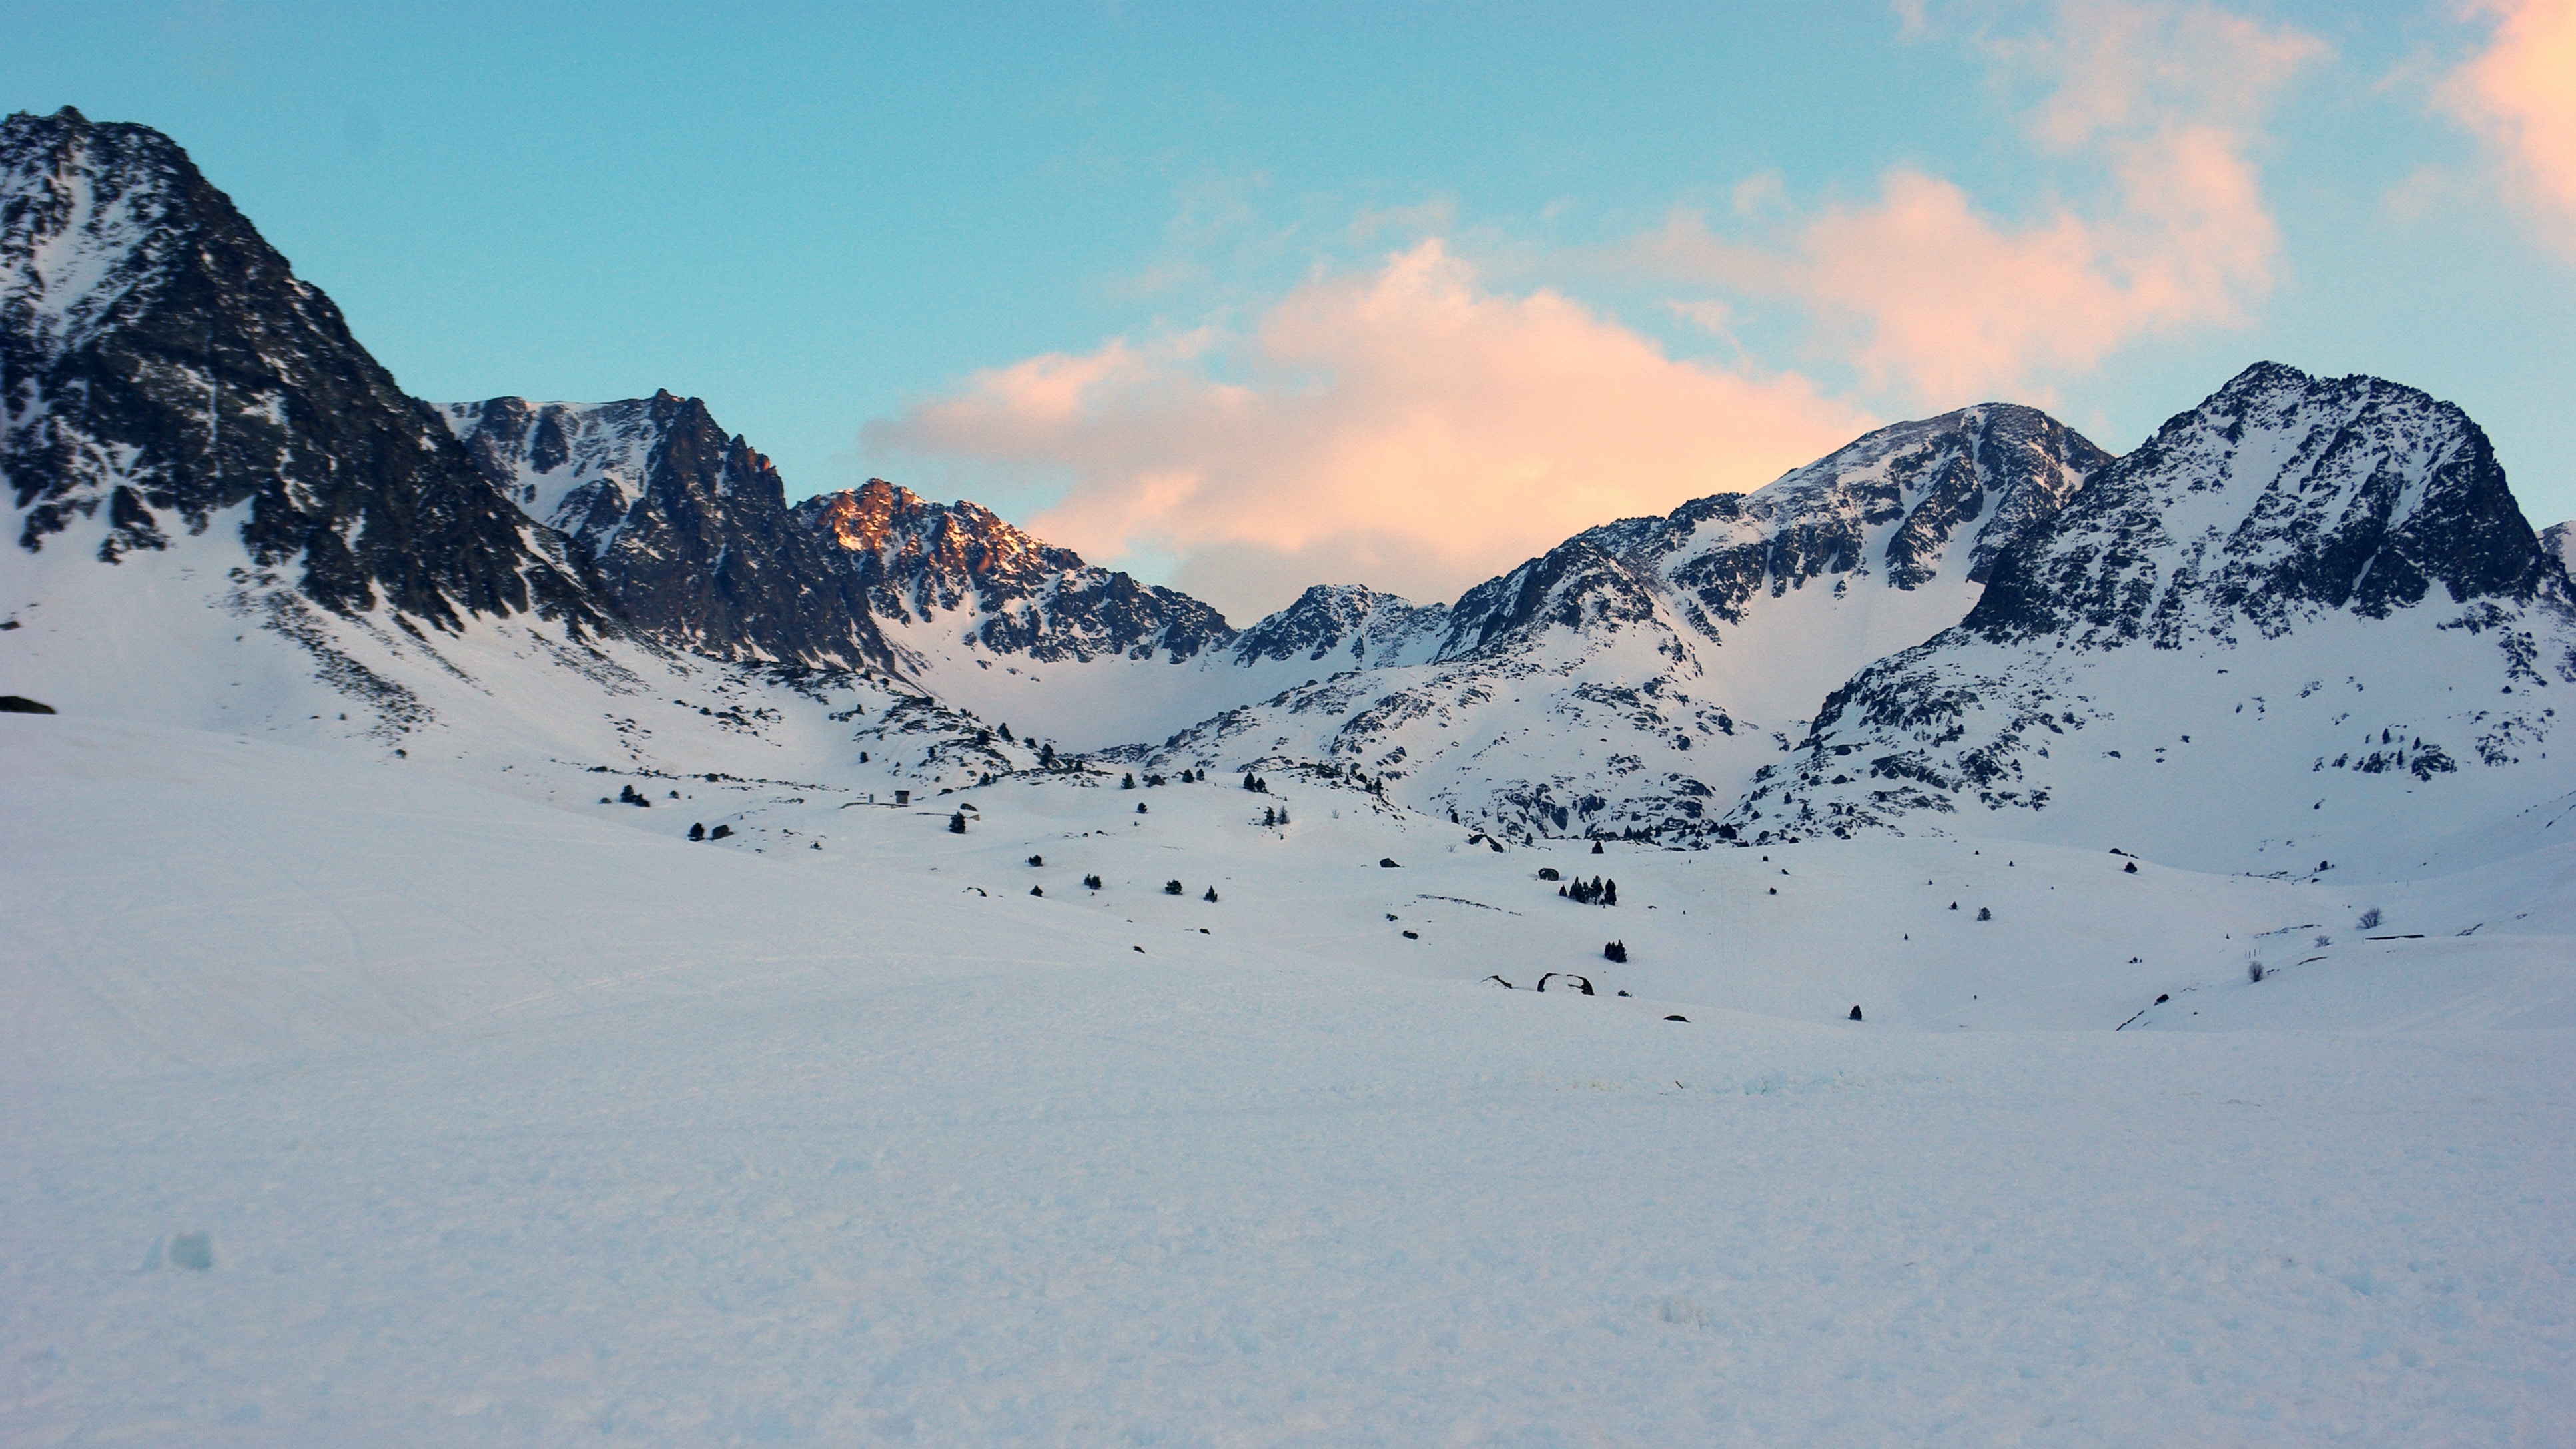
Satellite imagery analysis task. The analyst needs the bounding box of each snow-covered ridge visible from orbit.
[1731,363,2576,874]
[791,477,1232,668]
[1120,403,2113,843]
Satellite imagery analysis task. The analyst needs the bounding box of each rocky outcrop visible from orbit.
[444,394,892,669]
[3,108,603,631]
[793,478,1231,666]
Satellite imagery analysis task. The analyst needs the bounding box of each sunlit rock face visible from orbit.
[443,392,893,670]
[1735,363,2576,874]
[792,479,1231,666]
[3,107,604,631]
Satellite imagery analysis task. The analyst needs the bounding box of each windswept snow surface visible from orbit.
[5,716,2573,1446]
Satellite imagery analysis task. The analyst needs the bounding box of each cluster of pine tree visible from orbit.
[1259,805,1290,827]
[1242,772,1270,793]
[1560,875,1618,906]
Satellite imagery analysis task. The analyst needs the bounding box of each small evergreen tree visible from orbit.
[949,812,968,834]
[1084,874,1103,889]
[999,724,1014,742]
[1976,906,1992,921]
[1203,887,1219,903]
[1164,879,1184,895]
[1591,840,1605,855]
[688,822,705,841]
[1122,773,1136,789]
[1030,885,1044,897]
[1603,879,1618,907]
[1137,802,1148,814]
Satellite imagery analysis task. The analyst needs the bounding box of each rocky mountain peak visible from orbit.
[5,110,602,628]
[795,478,1077,588]
[443,394,892,670]
[1226,583,1448,668]
[1965,362,2555,650]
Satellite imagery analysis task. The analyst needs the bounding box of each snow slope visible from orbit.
[5,715,2571,1446]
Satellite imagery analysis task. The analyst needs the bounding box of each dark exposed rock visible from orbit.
[3,109,606,633]
[0,693,54,712]
[444,395,891,669]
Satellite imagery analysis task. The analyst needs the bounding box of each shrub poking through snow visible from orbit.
[1029,885,1044,897]
[1028,854,1045,867]
[1083,874,1103,889]
[1164,879,1184,895]
[1602,941,1627,963]
[1203,887,1219,903]
[949,812,967,834]
[1565,876,1619,906]
[1537,867,1560,881]
[1136,802,1148,814]
[2248,957,2266,983]
[1977,907,1992,921]
[688,823,705,841]
[2359,907,2383,930]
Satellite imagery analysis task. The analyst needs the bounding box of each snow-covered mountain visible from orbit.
[0,108,1037,790]
[1730,363,2576,875]
[792,476,1286,743]
[1,107,605,634]
[1118,404,2108,841]
[14,106,2576,892]
[442,394,893,670]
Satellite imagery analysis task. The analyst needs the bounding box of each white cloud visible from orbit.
[865,242,1873,620]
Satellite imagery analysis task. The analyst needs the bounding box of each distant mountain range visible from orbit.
[8,106,2573,874]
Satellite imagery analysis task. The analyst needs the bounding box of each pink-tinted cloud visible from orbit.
[1632,1,2322,405]
[865,242,1873,620]
[2443,0,2576,251]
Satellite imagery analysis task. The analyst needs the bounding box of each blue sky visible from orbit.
[9,1,2572,616]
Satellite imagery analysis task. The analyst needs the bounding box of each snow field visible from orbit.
[5,718,2573,1445]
